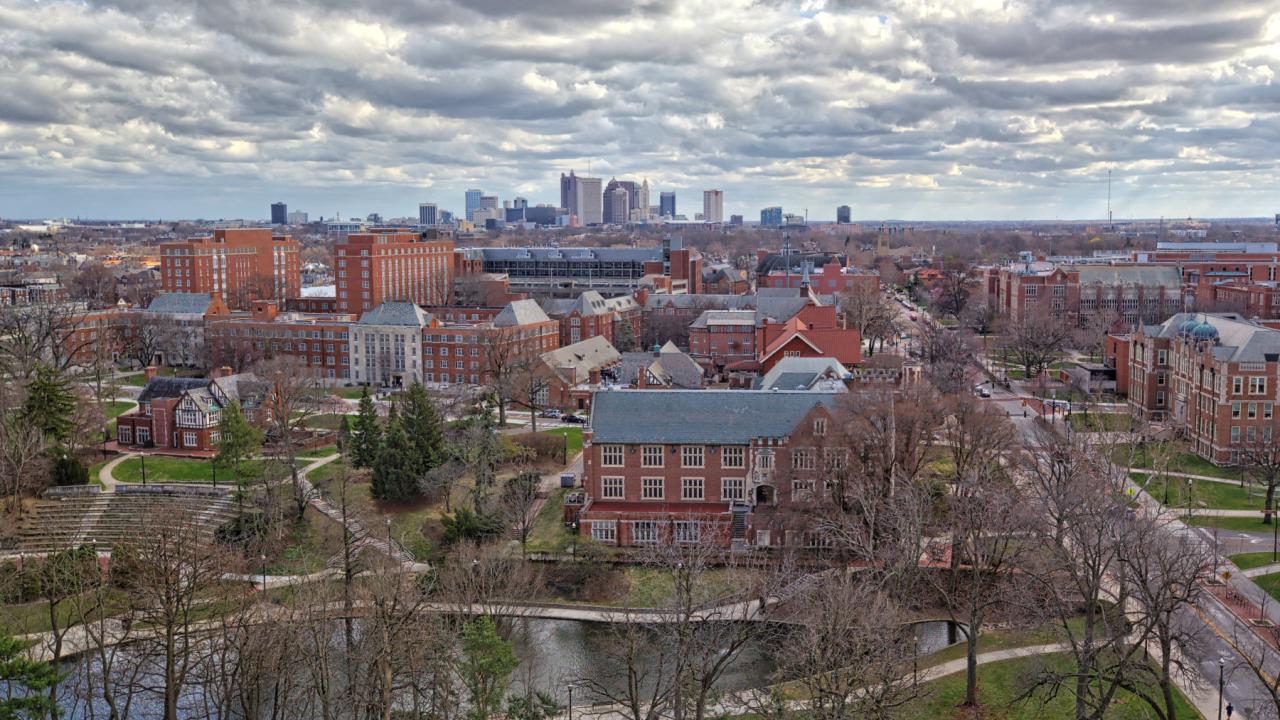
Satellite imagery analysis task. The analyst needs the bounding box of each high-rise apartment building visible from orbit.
[703,190,724,224]
[419,203,438,226]
[271,202,288,225]
[332,229,455,317]
[465,189,483,219]
[635,180,651,221]
[160,229,301,309]
[660,192,676,218]
[287,211,308,225]
[836,205,852,224]
[760,206,783,227]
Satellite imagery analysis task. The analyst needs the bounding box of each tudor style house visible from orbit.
[574,389,839,549]
[116,368,268,452]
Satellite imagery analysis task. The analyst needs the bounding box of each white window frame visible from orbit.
[681,445,704,469]
[590,521,617,544]
[601,445,624,467]
[601,476,624,499]
[674,521,699,544]
[681,477,704,501]
[642,477,664,500]
[183,432,198,448]
[633,521,658,544]
[721,446,745,469]
[642,445,664,468]
[722,477,745,502]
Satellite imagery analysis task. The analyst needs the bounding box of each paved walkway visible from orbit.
[96,452,135,492]
[1243,563,1280,578]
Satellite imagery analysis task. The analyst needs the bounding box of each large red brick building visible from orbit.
[987,261,1184,326]
[334,229,454,317]
[160,229,300,309]
[206,301,354,382]
[1124,312,1280,464]
[117,369,269,452]
[576,390,839,548]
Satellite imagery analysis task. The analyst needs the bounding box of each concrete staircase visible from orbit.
[11,489,238,554]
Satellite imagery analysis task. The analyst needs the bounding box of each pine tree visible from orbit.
[0,633,59,718]
[215,400,263,494]
[23,364,76,444]
[402,382,444,477]
[371,406,418,502]
[337,414,353,458]
[351,385,382,469]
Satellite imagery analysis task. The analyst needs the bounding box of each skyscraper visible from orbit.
[703,190,724,224]
[660,192,676,218]
[636,180,651,221]
[419,202,438,226]
[761,206,783,227]
[604,186,630,225]
[565,174,603,225]
[465,189,483,219]
[603,178,638,224]
[837,205,852,224]
[271,202,288,225]
[513,196,528,210]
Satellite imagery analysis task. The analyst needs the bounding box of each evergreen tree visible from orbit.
[337,414,353,458]
[51,450,89,486]
[215,400,263,497]
[23,364,76,444]
[402,382,444,477]
[0,633,59,718]
[371,406,418,502]
[459,616,519,720]
[350,385,382,469]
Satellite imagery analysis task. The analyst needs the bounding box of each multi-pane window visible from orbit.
[813,418,827,436]
[642,477,664,499]
[792,449,816,471]
[682,477,704,500]
[633,521,658,544]
[1234,377,1244,394]
[1250,377,1268,395]
[674,521,700,544]
[590,521,617,543]
[642,445,664,467]
[601,477,624,499]
[722,478,746,502]
[601,445,624,466]
[1232,402,1242,419]
[721,446,745,469]
[824,448,849,470]
[681,445,704,468]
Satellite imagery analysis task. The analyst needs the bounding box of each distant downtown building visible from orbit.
[464,189,483,220]
[837,205,852,224]
[271,202,288,225]
[561,170,603,225]
[761,206,783,228]
[703,190,724,224]
[660,192,677,218]
[419,203,438,226]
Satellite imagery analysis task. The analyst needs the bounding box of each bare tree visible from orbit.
[1238,429,1280,523]
[508,354,553,433]
[0,302,96,379]
[0,383,46,516]
[918,324,975,394]
[1074,308,1124,363]
[255,354,323,518]
[499,471,543,555]
[1005,302,1072,379]
[932,259,979,318]
[941,393,1019,486]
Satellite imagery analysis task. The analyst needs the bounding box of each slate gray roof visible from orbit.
[644,293,812,326]
[144,293,216,315]
[543,291,612,318]
[756,357,851,391]
[1076,265,1182,288]
[137,376,209,403]
[541,336,621,384]
[217,373,268,409]
[357,301,432,326]
[589,390,837,444]
[690,310,756,328]
[1149,312,1280,363]
[493,299,551,327]
[617,343,704,389]
[479,247,662,262]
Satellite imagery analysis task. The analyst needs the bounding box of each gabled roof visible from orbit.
[1148,312,1280,363]
[540,336,621,384]
[144,292,217,315]
[756,357,851,392]
[357,301,432,326]
[137,376,209,403]
[590,390,837,444]
[494,299,551,327]
[690,309,756,329]
[1076,265,1182,288]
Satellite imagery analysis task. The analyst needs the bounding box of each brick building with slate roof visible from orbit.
[575,389,839,548]
[117,367,269,452]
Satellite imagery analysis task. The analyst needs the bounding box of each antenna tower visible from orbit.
[1107,170,1113,230]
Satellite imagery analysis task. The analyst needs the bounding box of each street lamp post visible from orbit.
[1218,658,1225,720]
[260,554,267,596]
[140,451,147,486]
[1186,477,1194,521]
[1273,516,1278,563]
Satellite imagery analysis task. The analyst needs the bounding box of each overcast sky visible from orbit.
[2,0,1279,222]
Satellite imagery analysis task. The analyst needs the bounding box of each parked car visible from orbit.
[978,387,991,398]
[538,409,562,419]
[561,413,588,424]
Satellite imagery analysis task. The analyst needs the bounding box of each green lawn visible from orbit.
[333,386,369,400]
[0,589,130,636]
[525,488,569,553]
[1254,572,1280,604]
[298,445,339,459]
[1122,443,1242,481]
[302,413,348,430]
[1131,472,1261,510]
[894,652,1198,720]
[265,507,344,575]
[1187,515,1279,532]
[113,456,262,484]
[1070,413,1136,432]
[101,400,134,419]
[543,427,584,457]
[1229,552,1280,571]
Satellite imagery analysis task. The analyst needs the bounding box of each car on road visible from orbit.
[561,413,588,424]
[538,409,562,419]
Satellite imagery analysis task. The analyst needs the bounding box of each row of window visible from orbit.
[600,444,739,469]
[590,520,700,544]
[599,476,746,502]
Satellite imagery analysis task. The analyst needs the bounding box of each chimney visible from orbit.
[212,366,233,379]
[588,367,601,385]
[144,365,158,381]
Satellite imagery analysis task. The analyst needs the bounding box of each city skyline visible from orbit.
[1,0,1279,221]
